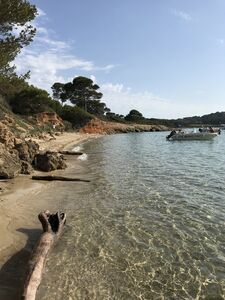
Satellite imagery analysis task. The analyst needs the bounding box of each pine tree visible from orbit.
[0,0,37,76]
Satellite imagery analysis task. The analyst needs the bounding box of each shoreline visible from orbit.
[0,131,102,299]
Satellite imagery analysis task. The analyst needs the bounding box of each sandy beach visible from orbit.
[0,131,101,300]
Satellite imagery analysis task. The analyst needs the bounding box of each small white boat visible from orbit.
[166,130,218,141]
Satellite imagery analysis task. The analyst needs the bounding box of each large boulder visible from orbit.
[34,152,67,172]
[0,146,21,179]
[14,140,39,164]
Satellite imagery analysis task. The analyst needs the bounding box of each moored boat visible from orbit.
[166,130,218,141]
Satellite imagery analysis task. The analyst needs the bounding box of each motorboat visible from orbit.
[166,130,218,141]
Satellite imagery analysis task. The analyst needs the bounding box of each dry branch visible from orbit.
[22,211,66,300]
[46,150,83,155]
[59,150,83,155]
[32,175,90,182]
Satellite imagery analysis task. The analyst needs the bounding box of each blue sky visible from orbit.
[15,0,225,119]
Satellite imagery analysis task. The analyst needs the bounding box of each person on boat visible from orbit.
[209,126,214,133]
[166,130,176,139]
[178,129,184,133]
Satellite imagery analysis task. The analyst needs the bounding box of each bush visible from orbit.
[0,96,11,117]
[60,105,93,128]
[10,86,62,115]
[63,120,73,131]
[0,75,29,99]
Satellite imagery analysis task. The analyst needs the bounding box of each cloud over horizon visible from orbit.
[101,83,175,118]
[14,9,115,90]
[14,6,219,119]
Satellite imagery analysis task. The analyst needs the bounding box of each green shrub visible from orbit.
[63,120,73,131]
[10,86,62,115]
[60,105,93,128]
[0,75,29,100]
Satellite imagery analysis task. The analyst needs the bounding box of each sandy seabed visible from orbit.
[0,132,101,300]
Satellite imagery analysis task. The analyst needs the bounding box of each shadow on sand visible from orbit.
[0,228,42,300]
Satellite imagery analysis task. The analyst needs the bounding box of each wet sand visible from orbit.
[0,132,101,300]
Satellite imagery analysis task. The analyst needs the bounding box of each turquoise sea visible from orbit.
[37,132,225,299]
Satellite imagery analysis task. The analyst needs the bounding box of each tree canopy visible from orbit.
[0,0,37,76]
[10,86,62,115]
[52,76,103,111]
[125,109,143,122]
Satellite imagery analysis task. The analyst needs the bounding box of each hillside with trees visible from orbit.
[0,0,225,136]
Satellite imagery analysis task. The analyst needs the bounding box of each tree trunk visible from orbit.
[22,211,66,300]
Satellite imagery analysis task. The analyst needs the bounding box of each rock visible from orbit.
[0,145,21,179]
[21,160,33,175]
[54,132,62,136]
[1,114,14,126]
[14,140,39,164]
[14,137,23,145]
[0,122,15,148]
[34,152,67,172]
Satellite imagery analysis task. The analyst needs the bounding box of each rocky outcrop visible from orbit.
[80,119,168,134]
[30,112,65,131]
[34,152,67,172]
[0,121,67,177]
[0,111,68,178]
[0,146,21,179]
[0,122,15,148]
[14,140,39,164]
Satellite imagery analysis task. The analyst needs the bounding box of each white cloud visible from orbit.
[90,75,97,83]
[14,8,116,91]
[171,9,192,22]
[101,82,218,119]
[101,83,175,118]
[37,8,46,18]
[102,83,124,93]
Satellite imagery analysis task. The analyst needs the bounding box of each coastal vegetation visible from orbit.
[1,0,225,132]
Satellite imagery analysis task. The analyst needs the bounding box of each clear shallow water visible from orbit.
[37,132,225,300]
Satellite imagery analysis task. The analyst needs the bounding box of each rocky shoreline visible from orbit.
[0,116,168,180]
[0,133,68,179]
[80,118,168,134]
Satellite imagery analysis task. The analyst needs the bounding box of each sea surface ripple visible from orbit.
[37,132,225,300]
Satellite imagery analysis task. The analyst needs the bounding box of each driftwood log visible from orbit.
[32,175,90,182]
[59,150,83,155]
[46,150,83,155]
[22,211,66,300]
